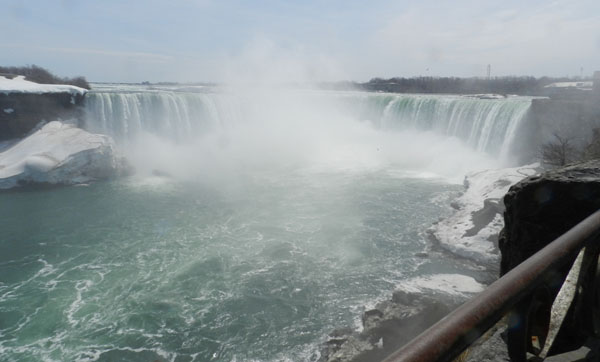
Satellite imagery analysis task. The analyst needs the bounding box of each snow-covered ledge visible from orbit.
[0,75,86,96]
[0,121,128,189]
[0,75,88,140]
[431,164,541,264]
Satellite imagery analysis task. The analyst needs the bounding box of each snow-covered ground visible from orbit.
[0,75,86,96]
[432,164,540,264]
[0,121,126,189]
[395,273,485,298]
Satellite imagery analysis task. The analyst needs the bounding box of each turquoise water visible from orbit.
[0,169,467,361]
[1,87,520,361]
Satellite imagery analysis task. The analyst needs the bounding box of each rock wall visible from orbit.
[499,160,600,274]
[320,291,458,362]
[499,160,600,353]
[0,92,85,140]
[531,97,600,148]
[508,96,600,164]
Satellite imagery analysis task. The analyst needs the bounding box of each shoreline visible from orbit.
[320,163,541,362]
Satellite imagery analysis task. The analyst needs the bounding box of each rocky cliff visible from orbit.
[499,160,600,354]
[0,75,87,141]
[0,92,86,140]
[525,97,600,157]
[499,160,600,275]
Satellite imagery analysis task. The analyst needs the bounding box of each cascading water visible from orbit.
[82,88,532,164]
[334,93,531,161]
[83,90,224,142]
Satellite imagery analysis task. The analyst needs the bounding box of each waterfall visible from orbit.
[82,88,532,161]
[83,90,227,142]
[342,93,532,158]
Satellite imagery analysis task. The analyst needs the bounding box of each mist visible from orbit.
[122,88,500,188]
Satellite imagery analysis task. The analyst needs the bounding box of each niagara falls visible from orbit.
[0,82,536,361]
[1,1,599,361]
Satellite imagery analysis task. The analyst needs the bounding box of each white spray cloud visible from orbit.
[218,36,348,85]
[124,89,499,187]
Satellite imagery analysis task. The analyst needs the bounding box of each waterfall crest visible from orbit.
[83,88,531,161]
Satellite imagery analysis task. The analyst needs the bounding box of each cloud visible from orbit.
[0,44,174,63]
[369,0,600,77]
[2,0,599,81]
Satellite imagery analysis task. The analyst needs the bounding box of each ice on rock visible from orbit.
[0,121,127,189]
[431,164,540,263]
[0,75,86,96]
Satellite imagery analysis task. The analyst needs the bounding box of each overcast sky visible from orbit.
[2,0,599,83]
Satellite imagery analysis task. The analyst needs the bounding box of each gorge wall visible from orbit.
[0,92,85,141]
[499,160,600,354]
[530,96,600,150]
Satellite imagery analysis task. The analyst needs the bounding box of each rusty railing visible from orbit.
[382,209,600,362]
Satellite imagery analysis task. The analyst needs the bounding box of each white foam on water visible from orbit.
[66,279,93,327]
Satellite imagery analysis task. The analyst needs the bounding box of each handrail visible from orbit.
[382,209,600,362]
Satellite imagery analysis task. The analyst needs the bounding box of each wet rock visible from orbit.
[465,321,510,362]
[499,160,600,354]
[500,160,600,275]
[0,91,86,141]
[320,291,458,362]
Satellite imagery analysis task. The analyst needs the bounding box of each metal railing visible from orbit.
[382,209,600,362]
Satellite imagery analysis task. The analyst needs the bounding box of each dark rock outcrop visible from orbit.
[0,92,85,140]
[499,160,600,275]
[499,160,600,353]
[464,321,510,362]
[320,291,459,362]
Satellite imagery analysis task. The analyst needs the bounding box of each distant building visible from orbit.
[544,81,593,91]
[543,77,596,100]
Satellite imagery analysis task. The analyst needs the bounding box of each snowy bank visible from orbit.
[320,165,542,362]
[431,164,540,264]
[394,273,485,298]
[0,75,86,96]
[0,121,128,189]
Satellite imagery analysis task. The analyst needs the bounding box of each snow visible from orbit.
[0,75,86,96]
[0,121,125,189]
[431,164,540,263]
[396,274,485,297]
[3,108,14,114]
[463,94,506,100]
[544,81,593,89]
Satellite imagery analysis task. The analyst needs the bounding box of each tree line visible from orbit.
[359,76,582,95]
[0,65,91,90]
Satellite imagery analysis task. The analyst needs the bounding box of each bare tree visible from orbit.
[0,65,91,89]
[540,133,577,167]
